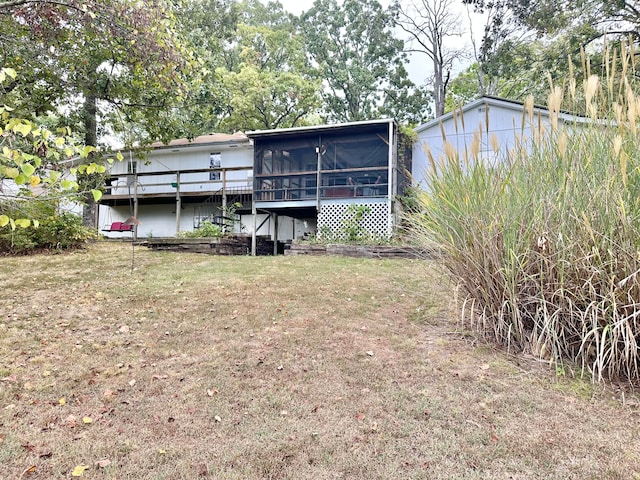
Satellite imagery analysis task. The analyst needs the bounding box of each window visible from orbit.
[210,152,221,181]
[127,160,137,186]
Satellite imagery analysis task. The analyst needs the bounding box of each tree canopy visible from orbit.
[301,0,429,124]
[215,0,322,131]
[455,0,640,107]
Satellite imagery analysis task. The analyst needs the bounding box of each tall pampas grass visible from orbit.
[408,41,640,383]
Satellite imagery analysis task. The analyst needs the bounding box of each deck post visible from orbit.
[251,200,257,256]
[273,213,278,255]
[175,171,181,235]
[133,172,139,241]
[222,169,227,231]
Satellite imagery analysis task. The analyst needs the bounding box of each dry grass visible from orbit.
[1,242,640,479]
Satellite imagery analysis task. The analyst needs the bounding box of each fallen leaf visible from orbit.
[481,364,490,370]
[95,459,111,468]
[71,465,89,477]
[2,374,17,383]
[214,415,222,422]
[59,397,66,406]
[366,351,374,356]
[128,379,136,387]
[103,389,116,397]
[39,451,53,459]
[2,374,18,383]
[355,412,365,420]
[65,414,78,427]
[158,448,166,454]
[196,463,209,476]
[490,431,499,443]
[206,388,218,397]
[118,325,130,333]
[0,433,4,443]
[19,465,37,477]
[82,416,92,424]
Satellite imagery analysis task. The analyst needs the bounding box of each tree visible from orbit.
[463,0,640,84]
[1,0,195,225]
[391,0,468,117]
[216,1,322,131]
[300,0,425,123]
[0,66,110,230]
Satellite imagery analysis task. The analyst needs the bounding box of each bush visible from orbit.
[407,44,640,383]
[177,221,223,239]
[0,201,94,254]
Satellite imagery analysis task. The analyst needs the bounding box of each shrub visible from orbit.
[407,44,640,383]
[0,201,94,254]
[177,221,223,239]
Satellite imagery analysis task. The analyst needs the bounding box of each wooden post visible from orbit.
[133,173,139,241]
[315,145,321,211]
[273,213,278,255]
[175,171,181,235]
[222,169,227,231]
[251,201,257,256]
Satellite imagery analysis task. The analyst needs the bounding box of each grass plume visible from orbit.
[408,41,640,383]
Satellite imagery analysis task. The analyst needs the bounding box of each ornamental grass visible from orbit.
[409,43,640,383]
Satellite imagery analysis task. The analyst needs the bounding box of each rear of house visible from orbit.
[248,118,410,242]
[98,119,410,248]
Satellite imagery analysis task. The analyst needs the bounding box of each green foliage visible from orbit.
[407,43,640,383]
[1,0,196,146]
[178,221,223,238]
[215,2,321,131]
[0,66,107,229]
[462,0,640,106]
[219,201,243,232]
[0,201,94,254]
[319,204,380,243]
[301,0,423,123]
[341,204,372,242]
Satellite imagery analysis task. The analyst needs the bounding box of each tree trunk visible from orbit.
[81,93,99,228]
[433,57,445,117]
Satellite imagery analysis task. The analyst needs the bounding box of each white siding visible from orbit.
[412,98,554,188]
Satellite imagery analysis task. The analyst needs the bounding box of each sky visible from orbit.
[274,0,488,85]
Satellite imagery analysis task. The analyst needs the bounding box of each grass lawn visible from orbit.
[1,242,639,479]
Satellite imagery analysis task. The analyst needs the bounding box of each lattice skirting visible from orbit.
[318,201,391,240]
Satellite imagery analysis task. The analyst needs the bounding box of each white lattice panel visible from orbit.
[318,201,391,240]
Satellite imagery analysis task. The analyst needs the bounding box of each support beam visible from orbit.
[175,172,181,235]
[273,213,278,255]
[222,169,227,232]
[133,173,139,241]
[251,200,257,256]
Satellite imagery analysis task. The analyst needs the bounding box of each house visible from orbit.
[246,118,409,246]
[99,132,255,239]
[411,96,581,187]
[98,119,410,250]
